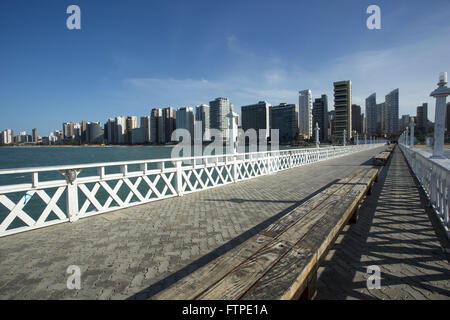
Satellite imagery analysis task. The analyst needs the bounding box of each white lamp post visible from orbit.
[315,122,320,148]
[430,72,450,159]
[410,117,415,148]
[226,110,239,155]
[343,129,346,147]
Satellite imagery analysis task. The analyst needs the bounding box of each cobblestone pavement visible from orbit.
[0,146,385,300]
[317,147,450,300]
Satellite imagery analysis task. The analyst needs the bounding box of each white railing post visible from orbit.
[175,160,183,196]
[32,172,39,189]
[61,169,81,222]
[233,155,238,182]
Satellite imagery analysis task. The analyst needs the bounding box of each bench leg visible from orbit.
[299,271,317,300]
[349,206,359,224]
[367,182,373,195]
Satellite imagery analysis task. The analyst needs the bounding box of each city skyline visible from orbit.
[1,1,450,135]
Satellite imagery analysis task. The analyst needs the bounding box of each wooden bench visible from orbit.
[373,152,391,166]
[386,145,395,152]
[152,167,379,300]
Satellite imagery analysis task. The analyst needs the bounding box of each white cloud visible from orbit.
[124,31,450,120]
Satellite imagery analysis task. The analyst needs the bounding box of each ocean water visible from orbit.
[0,145,300,230]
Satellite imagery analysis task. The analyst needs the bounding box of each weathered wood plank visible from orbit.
[277,194,346,245]
[154,167,378,301]
[299,169,378,261]
[198,240,293,300]
[240,245,316,300]
[152,234,273,300]
[276,169,371,244]
[260,168,367,238]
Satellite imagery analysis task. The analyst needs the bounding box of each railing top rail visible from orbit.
[0,144,384,176]
[400,144,450,172]
[0,145,350,175]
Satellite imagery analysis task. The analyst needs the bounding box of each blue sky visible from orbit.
[1,0,450,136]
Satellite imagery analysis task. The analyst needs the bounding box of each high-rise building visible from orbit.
[105,118,116,144]
[351,104,362,135]
[365,93,377,134]
[176,107,195,142]
[151,108,164,144]
[115,116,127,144]
[328,111,335,138]
[312,95,328,142]
[88,122,104,144]
[210,97,231,142]
[32,128,37,143]
[376,102,385,133]
[299,90,313,139]
[361,113,366,135]
[81,120,88,143]
[140,116,151,143]
[162,107,176,143]
[241,101,271,141]
[270,103,299,144]
[0,129,13,145]
[400,115,410,130]
[416,103,428,134]
[126,116,138,144]
[333,80,352,142]
[386,89,399,134]
[195,104,211,141]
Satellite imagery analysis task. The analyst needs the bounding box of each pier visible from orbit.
[0,144,449,299]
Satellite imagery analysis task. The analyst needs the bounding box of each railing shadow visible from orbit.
[316,147,450,300]
[126,178,340,300]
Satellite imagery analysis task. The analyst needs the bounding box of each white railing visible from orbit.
[399,143,450,239]
[0,144,384,237]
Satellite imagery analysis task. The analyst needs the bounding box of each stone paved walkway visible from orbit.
[316,147,450,300]
[0,146,385,299]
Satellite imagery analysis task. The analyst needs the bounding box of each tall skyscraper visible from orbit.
[176,107,195,142]
[81,120,88,144]
[195,104,211,141]
[416,102,428,134]
[106,118,116,144]
[312,95,328,142]
[140,116,151,143]
[163,107,176,143]
[126,116,138,144]
[210,97,231,142]
[241,101,271,141]
[151,108,163,144]
[115,116,127,144]
[299,90,312,139]
[88,122,104,144]
[365,93,377,134]
[400,115,411,130]
[32,128,37,143]
[270,103,299,144]
[386,89,399,134]
[376,102,385,133]
[351,104,362,135]
[333,80,352,141]
[0,129,13,145]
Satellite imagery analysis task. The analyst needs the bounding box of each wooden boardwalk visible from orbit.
[0,145,449,299]
[316,147,450,299]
